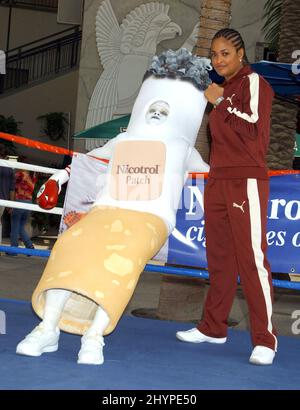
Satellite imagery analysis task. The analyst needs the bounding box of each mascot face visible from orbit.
[146,101,170,125]
[127,77,207,146]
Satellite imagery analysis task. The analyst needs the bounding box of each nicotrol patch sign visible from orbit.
[110,140,166,201]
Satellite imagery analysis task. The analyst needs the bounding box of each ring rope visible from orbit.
[1,132,299,177]
[0,159,58,174]
[1,133,300,289]
[0,132,74,156]
[1,245,299,291]
[0,199,62,215]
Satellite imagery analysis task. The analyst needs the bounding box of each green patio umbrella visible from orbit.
[73,115,131,139]
[295,133,300,158]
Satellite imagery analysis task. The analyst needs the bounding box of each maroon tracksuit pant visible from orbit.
[198,178,277,351]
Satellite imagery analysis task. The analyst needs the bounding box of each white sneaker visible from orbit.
[176,328,227,344]
[16,323,60,357]
[249,345,275,365]
[77,333,105,365]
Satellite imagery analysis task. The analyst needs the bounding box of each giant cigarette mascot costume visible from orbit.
[16,49,211,365]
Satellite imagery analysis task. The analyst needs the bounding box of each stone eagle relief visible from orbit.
[85,0,200,140]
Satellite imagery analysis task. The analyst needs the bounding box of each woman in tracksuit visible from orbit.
[176,28,278,365]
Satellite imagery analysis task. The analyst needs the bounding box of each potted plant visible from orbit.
[37,112,69,141]
[0,114,21,154]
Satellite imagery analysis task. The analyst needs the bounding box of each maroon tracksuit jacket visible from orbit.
[198,65,278,351]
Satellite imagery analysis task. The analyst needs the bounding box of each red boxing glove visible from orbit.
[37,179,59,210]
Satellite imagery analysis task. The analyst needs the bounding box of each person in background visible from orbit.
[10,157,37,254]
[0,146,15,246]
[176,28,277,365]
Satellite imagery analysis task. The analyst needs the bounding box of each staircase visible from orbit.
[0,0,58,12]
[0,26,82,95]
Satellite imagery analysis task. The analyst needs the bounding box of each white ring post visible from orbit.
[0,159,58,174]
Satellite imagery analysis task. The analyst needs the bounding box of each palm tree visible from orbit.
[195,0,232,57]
[263,0,300,169]
[194,0,232,163]
[262,0,282,52]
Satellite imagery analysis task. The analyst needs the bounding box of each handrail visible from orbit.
[1,28,82,93]
[7,30,82,61]
[6,26,80,56]
[0,0,58,12]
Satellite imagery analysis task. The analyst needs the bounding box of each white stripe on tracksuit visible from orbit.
[227,73,260,123]
[247,178,278,351]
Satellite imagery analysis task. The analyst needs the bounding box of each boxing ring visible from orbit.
[1,131,300,291]
[1,132,300,390]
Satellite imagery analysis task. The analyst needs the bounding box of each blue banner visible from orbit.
[267,174,300,273]
[168,174,300,274]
